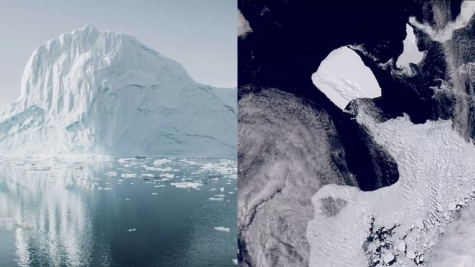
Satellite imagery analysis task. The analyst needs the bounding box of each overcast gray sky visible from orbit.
[0,0,236,104]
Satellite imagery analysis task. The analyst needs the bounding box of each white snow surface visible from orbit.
[238,9,252,38]
[214,226,230,232]
[307,103,475,267]
[0,23,236,157]
[311,46,381,110]
[396,24,425,75]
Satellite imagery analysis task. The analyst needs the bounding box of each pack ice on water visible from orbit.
[0,23,236,157]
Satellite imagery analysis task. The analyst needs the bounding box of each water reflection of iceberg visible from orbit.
[0,158,110,266]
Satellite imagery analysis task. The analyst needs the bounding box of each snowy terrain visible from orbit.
[0,23,236,157]
[307,100,475,267]
[396,24,425,75]
[311,46,381,110]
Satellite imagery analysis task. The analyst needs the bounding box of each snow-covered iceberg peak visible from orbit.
[0,23,237,157]
[19,23,193,124]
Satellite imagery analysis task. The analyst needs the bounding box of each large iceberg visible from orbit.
[0,23,236,157]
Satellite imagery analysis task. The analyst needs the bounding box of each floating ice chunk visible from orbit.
[159,173,175,179]
[214,194,225,197]
[311,46,381,110]
[210,188,217,191]
[127,228,137,232]
[104,188,113,190]
[126,198,130,201]
[220,187,224,192]
[407,250,416,260]
[140,174,154,177]
[232,259,238,265]
[121,173,137,178]
[153,159,172,166]
[210,197,224,201]
[383,253,395,264]
[214,226,230,232]
[152,193,157,195]
[171,182,203,189]
[105,171,117,176]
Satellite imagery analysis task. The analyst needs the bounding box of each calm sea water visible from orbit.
[0,156,237,267]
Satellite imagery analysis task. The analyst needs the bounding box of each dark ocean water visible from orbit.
[0,157,237,267]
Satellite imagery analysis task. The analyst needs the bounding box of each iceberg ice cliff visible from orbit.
[0,23,237,157]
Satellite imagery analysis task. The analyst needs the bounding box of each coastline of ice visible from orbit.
[307,102,475,266]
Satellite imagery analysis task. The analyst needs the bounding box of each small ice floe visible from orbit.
[210,188,217,191]
[127,228,137,232]
[153,159,172,166]
[144,166,161,171]
[407,250,416,260]
[140,174,154,178]
[104,188,113,190]
[210,197,224,201]
[152,193,158,195]
[232,259,238,265]
[171,182,203,189]
[105,172,117,176]
[214,226,230,232]
[121,173,137,178]
[229,192,235,194]
[154,185,165,187]
[214,194,225,197]
[210,178,219,181]
[98,187,104,190]
[383,252,395,265]
[126,198,130,201]
[220,187,224,192]
[118,179,124,182]
[160,173,175,179]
